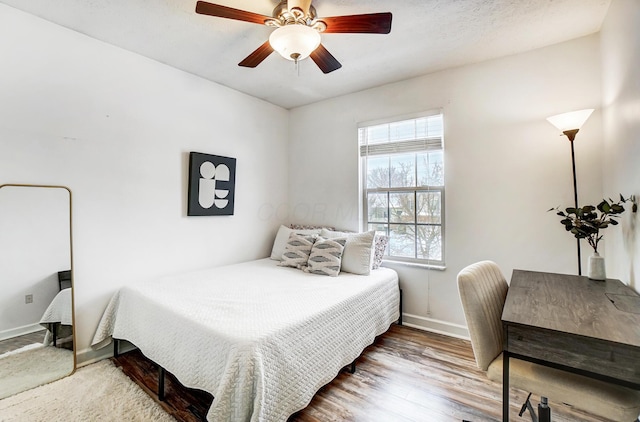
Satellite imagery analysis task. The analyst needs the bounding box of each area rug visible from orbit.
[0,359,176,421]
[0,345,74,400]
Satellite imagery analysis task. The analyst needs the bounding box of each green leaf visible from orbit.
[582,205,595,212]
[610,219,619,225]
[584,211,598,220]
[597,200,610,213]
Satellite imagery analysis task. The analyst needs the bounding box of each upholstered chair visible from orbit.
[457,260,640,422]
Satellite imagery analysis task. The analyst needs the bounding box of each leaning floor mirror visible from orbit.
[0,184,75,399]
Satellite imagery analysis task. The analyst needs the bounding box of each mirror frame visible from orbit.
[0,183,76,376]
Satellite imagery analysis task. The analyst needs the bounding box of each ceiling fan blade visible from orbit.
[238,41,274,68]
[310,44,342,74]
[195,1,272,25]
[320,12,392,34]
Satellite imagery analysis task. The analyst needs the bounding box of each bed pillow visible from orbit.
[372,234,389,269]
[320,229,375,275]
[270,225,321,260]
[305,237,347,277]
[278,233,317,269]
[289,224,334,230]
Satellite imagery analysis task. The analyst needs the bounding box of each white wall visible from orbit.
[289,35,603,335]
[601,0,640,291]
[0,4,289,362]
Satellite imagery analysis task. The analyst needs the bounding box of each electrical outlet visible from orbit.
[25,294,33,304]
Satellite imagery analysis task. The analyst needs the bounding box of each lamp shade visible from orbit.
[546,109,594,132]
[269,24,321,62]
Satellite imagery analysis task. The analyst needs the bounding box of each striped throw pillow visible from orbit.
[305,237,347,277]
[279,233,317,269]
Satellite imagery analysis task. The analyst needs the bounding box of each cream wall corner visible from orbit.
[288,35,603,333]
[601,0,640,291]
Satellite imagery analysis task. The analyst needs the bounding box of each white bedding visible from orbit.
[40,288,73,326]
[91,258,399,422]
[40,288,73,346]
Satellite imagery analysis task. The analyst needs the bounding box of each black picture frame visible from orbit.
[187,152,236,216]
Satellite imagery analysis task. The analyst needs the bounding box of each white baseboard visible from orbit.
[0,323,43,341]
[401,313,469,340]
[76,340,136,368]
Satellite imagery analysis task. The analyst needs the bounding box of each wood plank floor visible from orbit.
[112,325,615,422]
[0,330,46,354]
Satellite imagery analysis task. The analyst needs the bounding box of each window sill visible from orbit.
[382,259,446,271]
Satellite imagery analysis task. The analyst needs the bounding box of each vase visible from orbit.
[588,253,606,280]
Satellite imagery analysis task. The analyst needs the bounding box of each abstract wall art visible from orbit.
[188,152,236,216]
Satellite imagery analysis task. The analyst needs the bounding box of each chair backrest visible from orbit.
[457,261,509,371]
[58,270,72,290]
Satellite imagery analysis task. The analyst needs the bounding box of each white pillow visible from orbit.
[305,237,347,277]
[270,225,321,260]
[320,229,375,275]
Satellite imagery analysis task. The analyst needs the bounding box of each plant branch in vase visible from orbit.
[549,194,637,280]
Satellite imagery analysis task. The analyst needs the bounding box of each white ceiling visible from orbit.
[1,0,611,109]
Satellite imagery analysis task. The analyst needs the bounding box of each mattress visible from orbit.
[92,258,399,422]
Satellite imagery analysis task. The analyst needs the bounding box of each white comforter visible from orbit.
[40,288,73,326]
[92,258,399,422]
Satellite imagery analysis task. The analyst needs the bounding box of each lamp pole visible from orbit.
[565,129,582,275]
[547,109,593,277]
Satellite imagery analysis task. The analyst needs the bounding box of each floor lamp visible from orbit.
[546,109,594,276]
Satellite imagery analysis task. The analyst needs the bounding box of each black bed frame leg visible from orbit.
[158,366,166,401]
[398,287,403,325]
[113,338,119,358]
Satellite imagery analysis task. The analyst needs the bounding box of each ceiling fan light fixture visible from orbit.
[269,24,321,62]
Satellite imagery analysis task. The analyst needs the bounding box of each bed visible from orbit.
[91,258,400,422]
[40,288,73,346]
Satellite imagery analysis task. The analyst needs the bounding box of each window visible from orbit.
[359,112,444,266]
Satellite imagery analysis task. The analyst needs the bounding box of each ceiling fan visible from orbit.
[195,0,392,74]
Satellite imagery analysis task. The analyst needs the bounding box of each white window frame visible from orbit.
[359,110,445,267]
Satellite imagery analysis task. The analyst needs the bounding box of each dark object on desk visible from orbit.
[58,270,71,290]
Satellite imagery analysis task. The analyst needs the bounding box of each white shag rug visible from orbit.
[0,345,74,400]
[0,359,176,422]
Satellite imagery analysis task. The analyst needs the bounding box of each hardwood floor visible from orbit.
[0,330,46,354]
[112,325,615,422]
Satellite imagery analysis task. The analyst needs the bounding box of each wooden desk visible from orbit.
[501,270,640,421]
